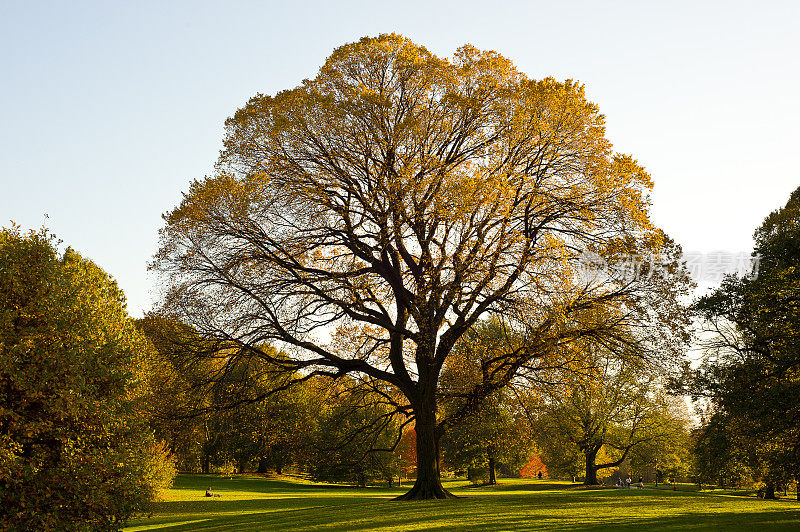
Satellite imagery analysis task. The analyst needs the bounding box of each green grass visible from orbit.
[125,474,800,531]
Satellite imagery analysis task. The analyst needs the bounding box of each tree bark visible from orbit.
[488,456,497,485]
[583,450,599,486]
[202,454,210,474]
[257,457,269,474]
[394,400,455,500]
[764,483,776,499]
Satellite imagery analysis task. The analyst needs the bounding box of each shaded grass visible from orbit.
[126,474,800,531]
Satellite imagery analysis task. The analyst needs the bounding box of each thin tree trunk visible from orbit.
[795,474,799,501]
[765,482,776,499]
[488,456,497,485]
[202,454,210,474]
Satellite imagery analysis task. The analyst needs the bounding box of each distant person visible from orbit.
[638,476,644,489]
[205,487,221,498]
[626,476,631,488]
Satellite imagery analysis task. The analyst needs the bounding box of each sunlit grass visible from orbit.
[125,474,800,531]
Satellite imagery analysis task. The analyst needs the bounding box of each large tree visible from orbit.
[154,34,689,499]
[0,227,175,531]
[690,185,800,499]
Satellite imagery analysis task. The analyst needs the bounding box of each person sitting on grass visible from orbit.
[205,487,221,498]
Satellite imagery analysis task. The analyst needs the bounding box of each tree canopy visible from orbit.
[690,185,800,499]
[154,34,691,499]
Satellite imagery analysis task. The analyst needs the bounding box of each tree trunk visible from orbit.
[237,459,246,474]
[202,454,210,474]
[394,402,455,500]
[583,450,599,486]
[796,474,799,501]
[764,483,776,499]
[257,457,269,474]
[275,459,283,476]
[488,456,497,485]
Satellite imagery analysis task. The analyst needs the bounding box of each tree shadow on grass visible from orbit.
[130,476,800,532]
[464,481,584,492]
[173,474,402,495]
[130,502,800,532]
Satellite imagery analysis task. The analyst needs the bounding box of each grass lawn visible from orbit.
[125,474,800,531]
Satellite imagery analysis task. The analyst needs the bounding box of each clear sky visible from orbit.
[2,0,798,316]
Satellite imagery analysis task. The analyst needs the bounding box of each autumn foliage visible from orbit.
[154,33,690,499]
[0,227,175,531]
[519,454,548,479]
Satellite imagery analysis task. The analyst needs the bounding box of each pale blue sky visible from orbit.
[2,0,798,316]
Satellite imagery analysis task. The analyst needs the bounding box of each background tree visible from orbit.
[0,227,175,531]
[535,426,585,483]
[138,315,318,474]
[310,378,405,487]
[689,185,800,499]
[218,371,316,475]
[439,323,531,484]
[439,390,529,485]
[135,315,211,471]
[528,337,682,485]
[691,412,754,490]
[154,34,690,499]
[627,398,692,485]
